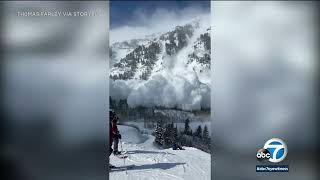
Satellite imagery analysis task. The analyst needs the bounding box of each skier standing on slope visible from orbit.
[109,111,115,168]
[109,120,113,156]
[111,112,122,155]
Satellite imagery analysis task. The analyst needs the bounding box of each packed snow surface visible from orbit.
[109,125,211,180]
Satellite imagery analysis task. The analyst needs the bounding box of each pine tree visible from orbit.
[155,119,164,145]
[184,119,191,135]
[195,125,202,138]
[170,122,174,141]
[173,125,178,143]
[163,123,174,147]
[202,125,209,144]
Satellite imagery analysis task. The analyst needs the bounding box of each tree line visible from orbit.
[154,119,211,153]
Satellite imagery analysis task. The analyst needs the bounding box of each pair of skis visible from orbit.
[109,164,134,170]
[110,139,129,169]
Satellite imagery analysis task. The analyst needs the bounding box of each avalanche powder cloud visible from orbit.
[110,10,211,111]
[126,73,210,110]
[110,72,211,111]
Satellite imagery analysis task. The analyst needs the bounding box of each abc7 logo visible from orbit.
[256,148,271,163]
[257,138,287,163]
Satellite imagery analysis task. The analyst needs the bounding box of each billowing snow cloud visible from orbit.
[128,73,210,110]
[110,5,210,44]
[110,69,211,111]
[110,9,211,110]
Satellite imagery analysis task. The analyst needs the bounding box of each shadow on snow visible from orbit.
[126,150,175,155]
[110,162,186,172]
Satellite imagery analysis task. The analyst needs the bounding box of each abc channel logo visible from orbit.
[257,138,287,163]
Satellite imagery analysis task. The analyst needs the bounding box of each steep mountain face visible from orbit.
[187,29,210,68]
[110,17,211,110]
[110,38,151,67]
[160,24,194,56]
[110,42,161,80]
[110,18,211,84]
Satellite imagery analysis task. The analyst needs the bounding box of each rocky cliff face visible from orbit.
[111,42,161,80]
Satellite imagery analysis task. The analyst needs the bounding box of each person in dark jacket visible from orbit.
[111,112,121,155]
[109,121,113,156]
[172,142,184,150]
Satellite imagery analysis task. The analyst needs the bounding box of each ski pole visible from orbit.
[120,139,123,152]
[120,139,127,174]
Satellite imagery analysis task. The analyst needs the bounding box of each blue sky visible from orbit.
[110,1,210,29]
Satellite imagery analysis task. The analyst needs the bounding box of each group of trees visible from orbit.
[154,119,211,153]
[155,121,178,147]
[110,98,159,123]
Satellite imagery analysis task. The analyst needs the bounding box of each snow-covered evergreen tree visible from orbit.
[163,124,171,147]
[155,119,164,145]
[163,122,176,147]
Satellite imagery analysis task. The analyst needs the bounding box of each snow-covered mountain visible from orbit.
[110,125,210,180]
[109,16,211,111]
[110,17,210,83]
